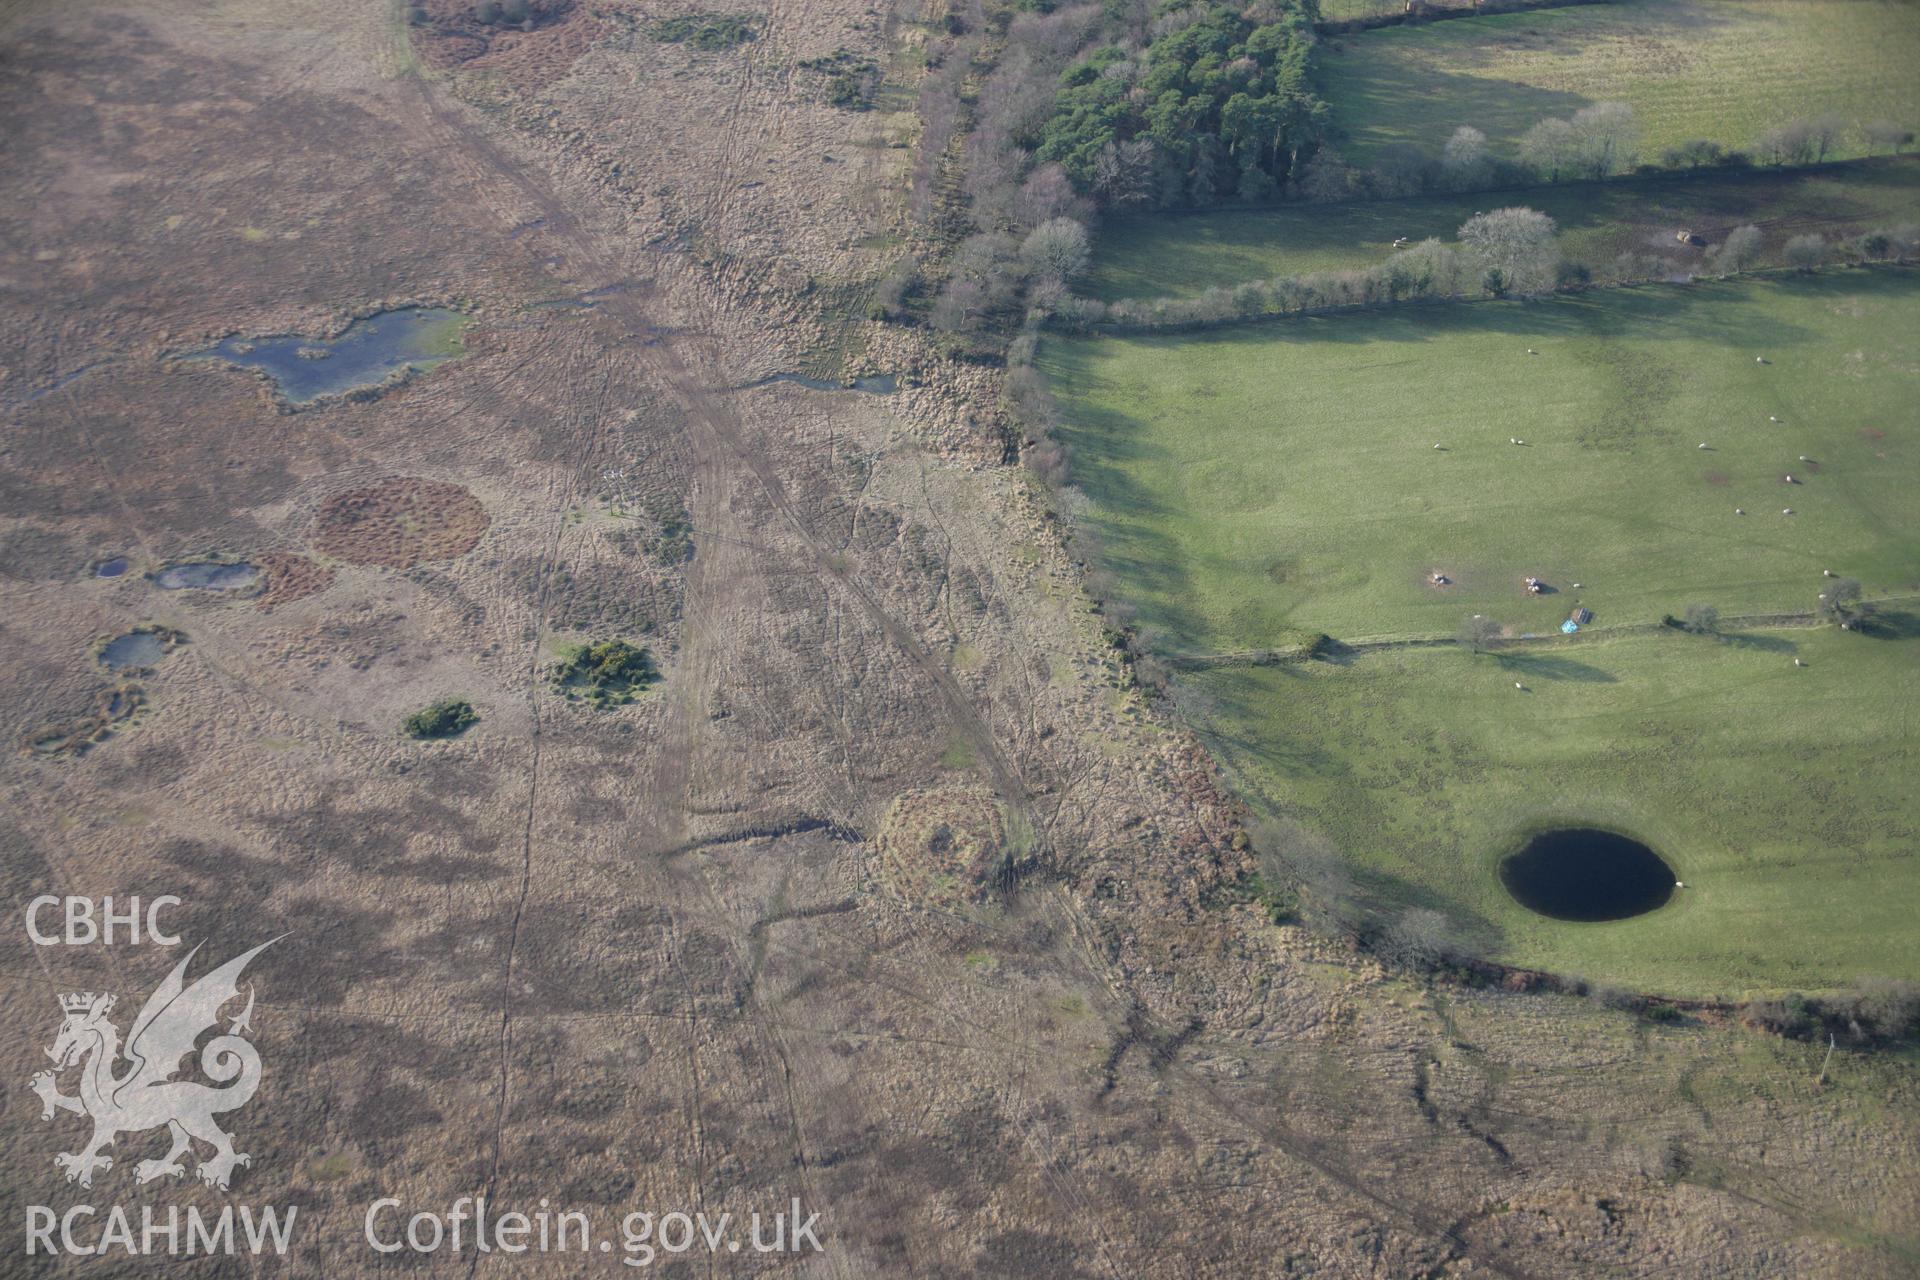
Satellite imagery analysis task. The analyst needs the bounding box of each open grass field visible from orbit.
[1047,271,1920,648]
[1085,157,1920,302]
[1044,271,1920,993]
[1192,626,1920,995]
[1318,0,1920,168]
[1320,0,1482,19]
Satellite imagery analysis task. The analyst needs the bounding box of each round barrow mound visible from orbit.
[312,477,489,569]
[874,786,1010,912]
[1499,828,1676,923]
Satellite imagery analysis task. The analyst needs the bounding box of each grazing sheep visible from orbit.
[1794,658,1806,667]
[1770,415,1779,422]
[1824,569,1835,577]
[1799,455,1812,462]
[1785,474,1796,484]
[1756,356,1769,364]
[1698,443,1709,450]
[1735,508,1744,514]
[1783,508,1794,515]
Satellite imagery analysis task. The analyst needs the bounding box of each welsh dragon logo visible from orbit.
[28,939,279,1190]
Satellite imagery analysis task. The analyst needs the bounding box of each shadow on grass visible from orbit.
[1494,651,1619,683]
[1320,0,1749,162]
[1856,609,1920,640]
[1718,630,1798,654]
[1075,271,1864,353]
[1344,861,1512,962]
[1088,158,1920,303]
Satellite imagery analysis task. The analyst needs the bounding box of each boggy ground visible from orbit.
[0,1,1915,1276]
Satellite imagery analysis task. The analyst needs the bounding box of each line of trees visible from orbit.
[892,3,1109,353]
[1313,106,1915,205]
[1053,219,1920,333]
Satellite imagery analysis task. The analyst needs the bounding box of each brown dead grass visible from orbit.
[253,551,336,611]
[876,785,1007,910]
[311,477,490,569]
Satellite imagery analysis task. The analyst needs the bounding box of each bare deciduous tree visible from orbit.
[1375,907,1469,969]
[1457,615,1503,655]
[1784,233,1829,271]
[1809,113,1846,163]
[1296,148,1360,202]
[1863,119,1915,155]
[1569,101,1638,177]
[1817,577,1863,626]
[1710,224,1764,274]
[1757,119,1816,166]
[1012,163,1088,229]
[1020,218,1092,286]
[1520,117,1580,182]
[1459,206,1560,294]
[1440,125,1490,189]
[1091,138,1157,208]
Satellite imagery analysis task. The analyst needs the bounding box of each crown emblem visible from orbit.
[59,992,111,1015]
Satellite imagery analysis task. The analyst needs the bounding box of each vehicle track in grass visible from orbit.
[396,31,1575,1280]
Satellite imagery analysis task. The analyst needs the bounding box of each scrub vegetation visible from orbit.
[402,699,478,739]
[549,638,660,707]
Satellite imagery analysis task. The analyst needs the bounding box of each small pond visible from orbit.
[1498,828,1676,922]
[94,557,130,578]
[99,631,167,671]
[152,562,255,591]
[194,307,470,405]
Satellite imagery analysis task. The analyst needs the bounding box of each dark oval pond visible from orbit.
[100,631,166,671]
[1499,828,1675,922]
[152,562,255,591]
